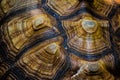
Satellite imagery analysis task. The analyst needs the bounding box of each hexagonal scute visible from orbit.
[1,8,59,59]
[62,54,115,80]
[15,38,66,80]
[0,0,120,80]
[62,13,111,54]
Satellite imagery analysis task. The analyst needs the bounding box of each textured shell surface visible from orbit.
[0,0,120,80]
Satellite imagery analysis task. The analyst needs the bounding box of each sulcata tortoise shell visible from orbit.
[0,0,120,80]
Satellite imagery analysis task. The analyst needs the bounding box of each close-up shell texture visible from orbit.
[0,0,120,80]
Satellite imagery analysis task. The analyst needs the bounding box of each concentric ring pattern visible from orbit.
[0,0,120,80]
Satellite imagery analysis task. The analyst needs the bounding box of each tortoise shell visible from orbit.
[0,0,120,80]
